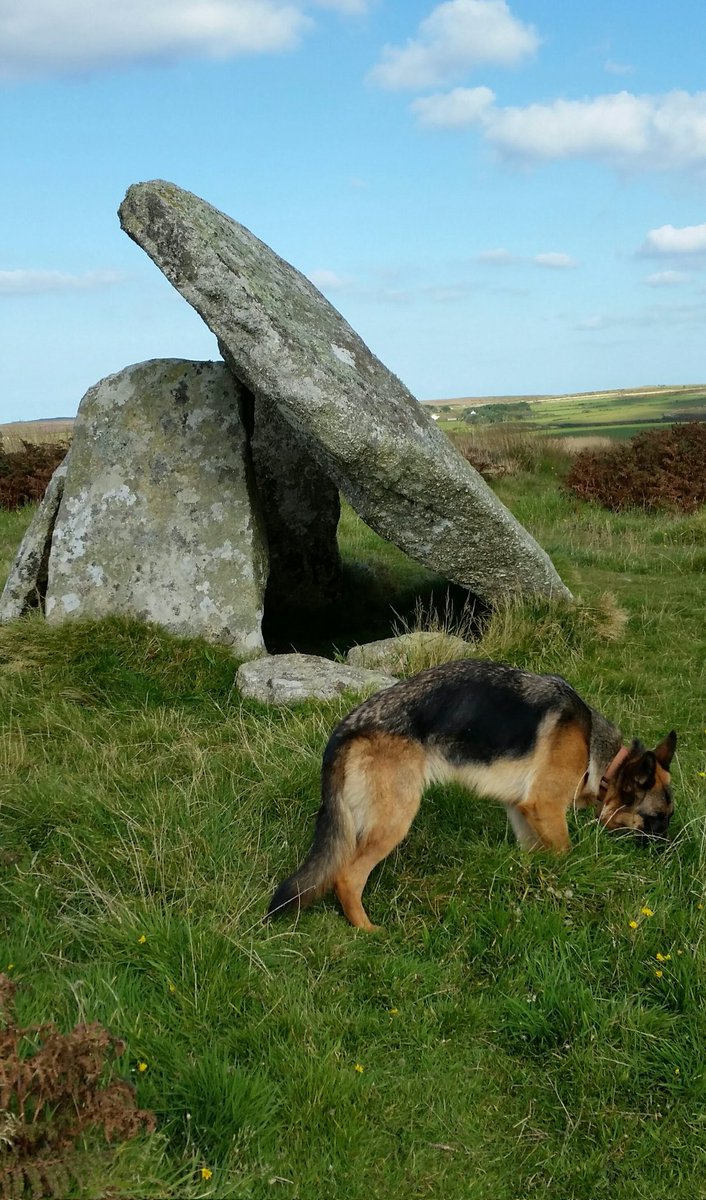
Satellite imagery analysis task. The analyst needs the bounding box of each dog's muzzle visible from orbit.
[640,813,671,839]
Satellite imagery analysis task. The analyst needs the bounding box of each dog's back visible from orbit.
[328,658,593,761]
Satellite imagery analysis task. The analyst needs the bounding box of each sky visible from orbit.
[2,0,706,423]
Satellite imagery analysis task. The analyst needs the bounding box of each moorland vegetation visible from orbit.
[0,421,705,1199]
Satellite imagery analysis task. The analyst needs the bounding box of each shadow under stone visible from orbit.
[262,563,490,658]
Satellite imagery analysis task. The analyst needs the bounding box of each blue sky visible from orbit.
[2,0,706,422]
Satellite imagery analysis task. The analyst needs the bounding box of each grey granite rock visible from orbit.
[0,457,68,621]
[45,359,268,654]
[247,386,342,612]
[119,180,572,603]
[346,631,472,674]
[236,652,397,704]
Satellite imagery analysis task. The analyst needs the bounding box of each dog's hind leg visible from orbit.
[333,734,426,930]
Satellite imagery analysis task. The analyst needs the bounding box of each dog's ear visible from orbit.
[625,737,646,760]
[622,740,657,791]
[654,730,677,769]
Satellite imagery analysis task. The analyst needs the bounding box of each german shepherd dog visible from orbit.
[267,660,676,930]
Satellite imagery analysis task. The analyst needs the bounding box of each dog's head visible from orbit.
[598,731,676,840]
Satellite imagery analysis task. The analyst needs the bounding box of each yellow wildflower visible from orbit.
[138,934,147,944]
[354,1063,364,1074]
[201,1167,213,1181]
[389,1007,399,1015]
[641,907,655,917]
[6,964,14,971]
[655,970,663,979]
[698,772,706,779]
[655,953,671,962]
[674,1068,680,1076]
[168,982,176,994]
[137,1061,148,1073]
[628,920,638,929]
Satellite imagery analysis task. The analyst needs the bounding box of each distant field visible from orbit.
[428,385,706,440]
[0,418,74,450]
[4,385,706,448]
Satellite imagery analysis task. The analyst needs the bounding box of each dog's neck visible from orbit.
[598,745,629,797]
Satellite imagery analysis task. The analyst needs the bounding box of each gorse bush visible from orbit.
[565,422,706,513]
[0,442,67,511]
[0,974,155,1199]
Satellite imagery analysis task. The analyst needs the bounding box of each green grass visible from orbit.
[528,387,706,438]
[1,472,705,1199]
[434,385,706,440]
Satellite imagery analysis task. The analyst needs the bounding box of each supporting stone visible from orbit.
[229,364,342,613]
[45,359,268,655]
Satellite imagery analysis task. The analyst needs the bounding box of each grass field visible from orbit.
[1,457,705,1198]
[0,418,74,451]
[428,385,706,440]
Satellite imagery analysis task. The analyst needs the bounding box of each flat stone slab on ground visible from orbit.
[45,359,269,654]
[119,180,571,604]
[236,652,398,705]
[346,631,472,674]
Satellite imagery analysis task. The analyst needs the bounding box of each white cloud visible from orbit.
[575,301,706,332]
[412,85,495,129]
[473,248,578,269]
[639,223,706,255]
[311,0,369,11]
[307,267,352,290]
[475,247,517,264]
[643,270,689,287]
[0,0,331,80]
[368,0,538,91]
[575,315,605,331]
[0,269,123,295]
[410,87,706,172]
[533,252,579,269]
[604,60,634,76]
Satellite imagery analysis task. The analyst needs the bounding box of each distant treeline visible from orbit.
[462,401,533,425]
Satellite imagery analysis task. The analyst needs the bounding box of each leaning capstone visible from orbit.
[45,360,268,654]
[119,180,571,603]
[236,653,397,705]
[0,457,69,621]
[346,632,472,675]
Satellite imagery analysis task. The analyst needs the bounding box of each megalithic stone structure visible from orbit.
[119,180,571,603]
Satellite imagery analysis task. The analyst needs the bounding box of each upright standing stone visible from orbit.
[45,359,268,654]
[119,180,571,602]
[0,457,68,621]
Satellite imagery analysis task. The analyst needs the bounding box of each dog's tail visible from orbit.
[266,744,356,921]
